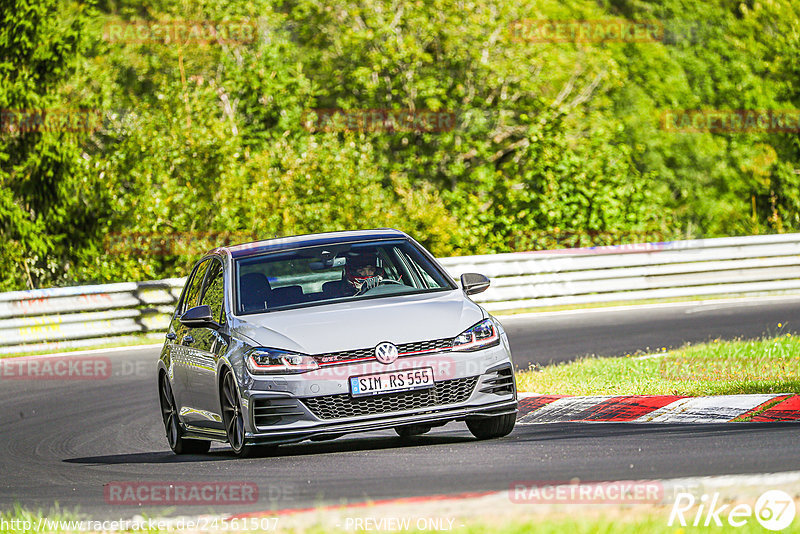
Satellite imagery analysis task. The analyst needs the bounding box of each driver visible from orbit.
[345,252,386,294]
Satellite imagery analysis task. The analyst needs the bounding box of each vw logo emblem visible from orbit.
[374,342,399,365]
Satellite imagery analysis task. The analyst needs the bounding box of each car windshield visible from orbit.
[235,239,455,314]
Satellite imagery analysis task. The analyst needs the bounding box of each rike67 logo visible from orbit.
[669,490,796,530]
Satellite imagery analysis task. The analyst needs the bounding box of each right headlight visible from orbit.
[246,348,319,374]
[451,319,500,352]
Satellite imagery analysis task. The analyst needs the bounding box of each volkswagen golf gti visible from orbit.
[157,229,517,456]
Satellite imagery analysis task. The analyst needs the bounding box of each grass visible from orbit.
[515,334,800,396]
[0,506,174,533]
[0,505,85,533]
[427,516,800,534]
[295,515,800,533]
[2,508,798,533]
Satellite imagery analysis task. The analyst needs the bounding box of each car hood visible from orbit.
[232,290,485,354]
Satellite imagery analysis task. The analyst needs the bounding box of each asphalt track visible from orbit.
[504,296,800,368]
[1,297,799,518]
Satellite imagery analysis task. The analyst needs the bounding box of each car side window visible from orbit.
[181,259,210,314]
[200,260,225,324]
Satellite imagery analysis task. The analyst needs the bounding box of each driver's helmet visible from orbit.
[345,252,384,293]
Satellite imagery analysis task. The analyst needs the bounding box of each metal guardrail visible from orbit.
[1,234,799,354]
[440,233,800,310]
[0,279,185,354]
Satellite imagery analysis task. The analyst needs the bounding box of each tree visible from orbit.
[0,0,102,290]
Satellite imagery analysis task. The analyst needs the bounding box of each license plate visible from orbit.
[349,367,435,397]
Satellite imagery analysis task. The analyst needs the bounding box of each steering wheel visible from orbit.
[358,278,404,296]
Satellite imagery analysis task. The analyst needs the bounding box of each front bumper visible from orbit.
[246,398,517,445]
[240,343,516,445]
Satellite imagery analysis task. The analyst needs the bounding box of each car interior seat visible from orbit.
[240,272,272,312]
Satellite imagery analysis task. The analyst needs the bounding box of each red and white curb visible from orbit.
[516,392,800,423]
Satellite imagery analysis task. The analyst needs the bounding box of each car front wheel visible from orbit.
[466,413,516,440]
[220,370,275,458]
[394,424,432,438]
[221,370,250,456]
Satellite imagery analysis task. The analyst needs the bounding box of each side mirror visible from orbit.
[180,305,219,329]
[460,273,490,295]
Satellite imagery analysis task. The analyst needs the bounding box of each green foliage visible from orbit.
[1,0,799,290]
[0,0,101,290]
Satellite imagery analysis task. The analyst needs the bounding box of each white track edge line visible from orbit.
[1,343,163,360]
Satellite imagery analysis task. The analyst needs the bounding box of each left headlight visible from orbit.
[246,348,319,374]
[451,319,500,352]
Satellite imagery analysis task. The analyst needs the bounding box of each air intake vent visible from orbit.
[251,398,305,429]
[479,365,515,395]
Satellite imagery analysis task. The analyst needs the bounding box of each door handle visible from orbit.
[165,332,176,341]
[182,335,195,345]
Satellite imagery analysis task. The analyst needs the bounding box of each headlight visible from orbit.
[452,319,500,352]
[246,348,319,374]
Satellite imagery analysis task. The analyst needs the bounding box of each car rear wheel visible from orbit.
[159,375,211,455]
[466,413,516,440]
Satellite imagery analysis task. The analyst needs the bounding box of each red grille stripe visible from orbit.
[317,348,447,366]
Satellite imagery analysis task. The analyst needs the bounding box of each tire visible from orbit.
[236,444,277,458]
[159,375,211,455]
[394,425,432,438]
[220,370,251,457]
[220,371,280,458]
[466,413,516,440]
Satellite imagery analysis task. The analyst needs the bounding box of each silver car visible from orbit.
[157,229,517,456]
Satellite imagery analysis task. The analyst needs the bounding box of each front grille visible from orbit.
[315,347,374,364]
[300,376,479,420]
[399,338,454,354]
[314,338,454,365]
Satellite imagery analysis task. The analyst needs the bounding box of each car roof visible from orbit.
[211,228,410,259]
